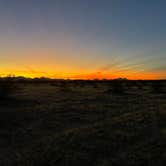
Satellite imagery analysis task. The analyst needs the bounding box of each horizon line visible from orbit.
[0,75,165,81]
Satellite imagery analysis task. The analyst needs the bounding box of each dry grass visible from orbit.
[0,80,166,165]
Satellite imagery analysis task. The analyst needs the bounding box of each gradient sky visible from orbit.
[0,0,166,79]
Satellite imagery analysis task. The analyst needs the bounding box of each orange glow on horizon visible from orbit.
[0,68,165,80]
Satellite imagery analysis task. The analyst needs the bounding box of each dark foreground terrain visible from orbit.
[0,79,166,166]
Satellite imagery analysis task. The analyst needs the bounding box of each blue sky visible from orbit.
[0,0,166,79]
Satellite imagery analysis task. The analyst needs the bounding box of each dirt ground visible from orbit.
[0,81,166,165]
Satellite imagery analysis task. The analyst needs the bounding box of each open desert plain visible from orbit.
[0,79,166,165]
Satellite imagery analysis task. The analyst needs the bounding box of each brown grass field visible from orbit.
[0,79,166,165]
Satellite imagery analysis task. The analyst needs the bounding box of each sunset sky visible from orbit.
[0,0,166,79]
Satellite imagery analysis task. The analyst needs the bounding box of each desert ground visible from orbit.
[0,79,166,165]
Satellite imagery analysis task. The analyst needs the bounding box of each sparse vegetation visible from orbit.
[0,78,166,165]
